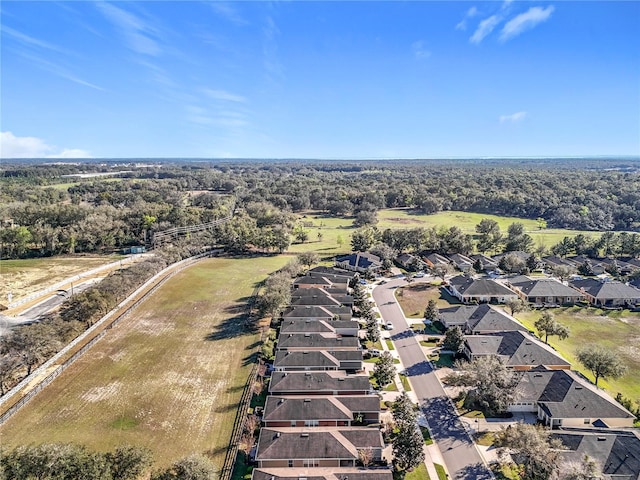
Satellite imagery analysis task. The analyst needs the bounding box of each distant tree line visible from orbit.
[2,159,640,258]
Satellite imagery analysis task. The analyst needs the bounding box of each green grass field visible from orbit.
[377,208,601,249]
[0,255,125,303]
[0,255,289,470]
[288,209,599,260]
[511,306,640,405]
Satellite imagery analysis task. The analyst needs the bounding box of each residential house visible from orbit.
[511,368,636,428]
[423,253,450,269]
[293,275,349,293]
[395,253,418,269]
[541,255,578,270]
[291,288,354,307]
[280,319,360,337]
[252,467,393,480]
[308,266,359,282]
[569,278,640,308]
[553,428,640,480]
[469,254,499,273]
[447,275,519,304]
[282,305,352,322]
[569,256,607,275]
[255,427,385,468]
[335,252,382,274]
[439,304,528,334]
[507,276,586,307]
[448,253,474,273]
[276,333,360,351]
[269,371,371,396]
[273,350,363,373]
[262,395,380,427]
[462,331,571,370]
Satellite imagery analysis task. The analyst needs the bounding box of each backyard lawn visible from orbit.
[0,255,289,470]
[511,306,640,404]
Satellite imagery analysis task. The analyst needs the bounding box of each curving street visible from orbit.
[372,276,493,480]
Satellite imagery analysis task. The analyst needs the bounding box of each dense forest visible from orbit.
[1,158,640,259]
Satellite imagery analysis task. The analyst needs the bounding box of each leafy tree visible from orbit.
[551,265,575,282]
[366,319,380,343]
[498,253,528,274]
[350,227,379,252]
[354,210,378,227]
[296,252,319,270]
[472,258,483,273]
[534,311,570,344]
[577,345,627,387]
[577,261,594,276]
[444,355,518,416]
[357,448,374,467]
[292,225,309,243]
[442,326,464,353]
[106,445,153,480]
[559,455,602,480]
[369,242,396,270]
[504,222,534,253]
[151,454,216,480]
[424,300,439,322]
[391,393,424,473]
[373,351,395,387]
[505,297,528,316]
[552,236,575,257]
[432,263,453,281]
[475,219,502,254]
[494,423,563,480]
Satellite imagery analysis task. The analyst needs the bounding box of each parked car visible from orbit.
[368,349,382,357]
[414,272,425,278]
[385,322,394,330]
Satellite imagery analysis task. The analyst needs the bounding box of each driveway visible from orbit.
[373,276,493,480]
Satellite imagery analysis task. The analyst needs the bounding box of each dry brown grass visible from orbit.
[0,255,289,470]
[395,283,460,318]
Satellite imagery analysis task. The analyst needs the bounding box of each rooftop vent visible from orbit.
[305,372,311,376]
[304,398,311,402]
[597,436,606,441]
[301,433,309,437]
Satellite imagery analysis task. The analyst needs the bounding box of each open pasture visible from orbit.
[0,255,289,469]
[0,255,124,304]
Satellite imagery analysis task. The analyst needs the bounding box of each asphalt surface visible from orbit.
[373,276,493,480]
[0,279,100,336]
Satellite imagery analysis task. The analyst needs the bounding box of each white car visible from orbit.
[414,272,425,278]
[385,322,394,330]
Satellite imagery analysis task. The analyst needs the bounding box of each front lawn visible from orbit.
[396,283,459,318]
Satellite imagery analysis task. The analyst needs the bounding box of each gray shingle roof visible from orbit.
[449,276,517,297]
[554,429,640,480]
[256,428,384,461]
[335,252,382,270]
[277,333,360,350]
[308,266,359,280]
[282,305,352,319]
[269,372,371,395]
[252,467,393,480]
[464,331,570,367]
[510,277,585,298]
[263,395,380,423]
[273,350,362,369]
[570,278,640,301]
[440,304,527,332]
[279,320,360,335]
[514,369,635,420]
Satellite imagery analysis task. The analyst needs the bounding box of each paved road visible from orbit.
[373,277,493,480]
[0,279,100,336]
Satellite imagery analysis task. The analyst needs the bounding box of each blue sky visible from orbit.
[1,1,639,159]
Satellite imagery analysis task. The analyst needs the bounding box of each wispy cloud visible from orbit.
[455,6,479,31]
[500,6,555,42]
[412,40,431,60]
[203,88,247,103]
[209,1,248,26]
[13,51,104,90]
[95,2,162,56]
[0,131,91,158]
[263,13,283,82]
[2,25,72,55]
[470,15,501,44]
[499,111,527,123]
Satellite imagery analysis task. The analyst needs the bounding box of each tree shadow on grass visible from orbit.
[214,402,240,414]
[205,314,260,341]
